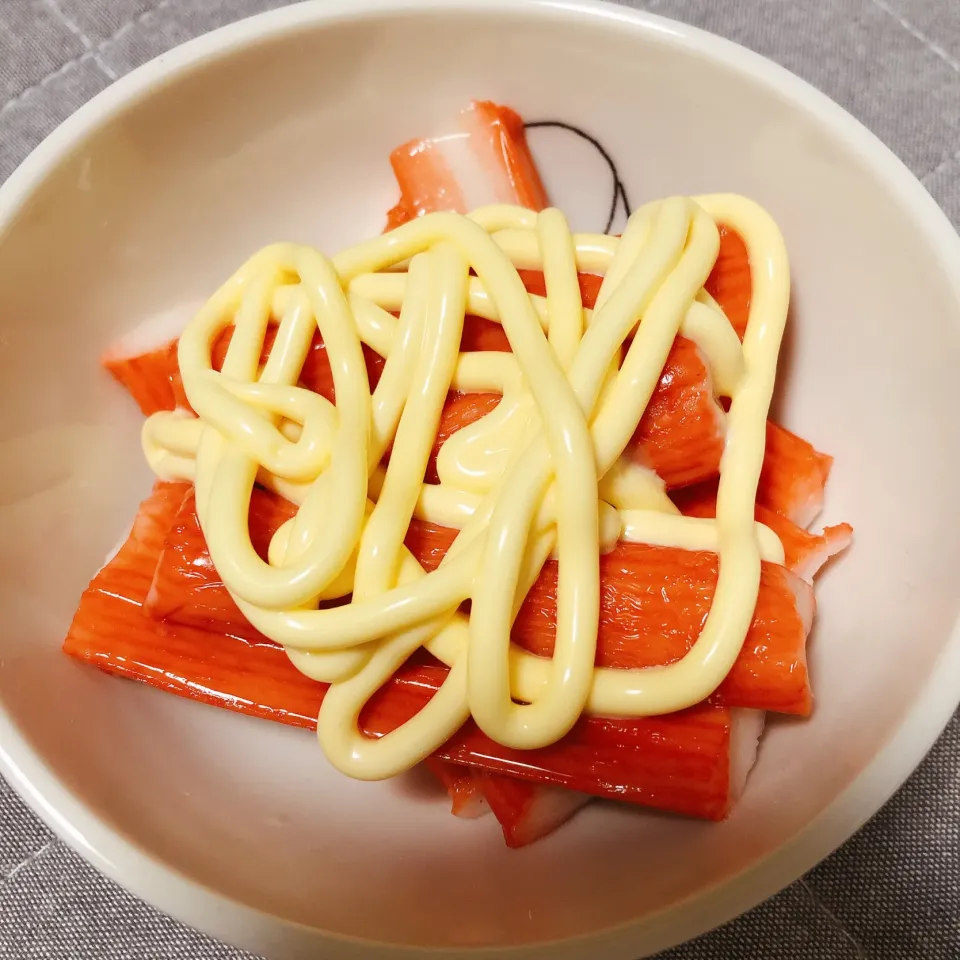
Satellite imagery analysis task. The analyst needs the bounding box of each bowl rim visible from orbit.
[2,0,960,956]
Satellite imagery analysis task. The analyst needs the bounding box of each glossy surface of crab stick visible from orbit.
[64,486,749,821]
[361,664,744,821]
[388,100,548,222]
[423,759,490,820]
[758,421,835,527]
[147,487,815,715]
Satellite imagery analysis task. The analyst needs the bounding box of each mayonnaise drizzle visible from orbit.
[142,196,790,779]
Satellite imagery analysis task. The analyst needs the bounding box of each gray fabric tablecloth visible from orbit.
[1,0,958,957]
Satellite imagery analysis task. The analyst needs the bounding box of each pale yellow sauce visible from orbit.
[143,197,790,779]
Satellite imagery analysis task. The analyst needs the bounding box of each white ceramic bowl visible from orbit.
[2,1,959,957]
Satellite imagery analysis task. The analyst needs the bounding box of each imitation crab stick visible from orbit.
[674,227,835,524]
[65,480,330,726]
[673,480,853,582]
[704,226,752,339]
[146,485,292,641]
[431,335,725,490]
[103,338,183,417]
[758,421,835,527]
[147,486,814,716]
[363,665,763,821]
[64,483,756,823]
[405,520,814,716]
[387,100,548,225]
[105,322,386,418]
[429,752,591,845]
[422,759,588,846]
[454,272,602,355]
[473,772,592,848]
[423,759,490,820]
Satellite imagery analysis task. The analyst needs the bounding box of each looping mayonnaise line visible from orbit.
[142,197,790,778]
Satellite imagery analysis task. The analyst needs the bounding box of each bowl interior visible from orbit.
[1,2,959,953]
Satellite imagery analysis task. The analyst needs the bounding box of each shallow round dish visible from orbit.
[1,0,959,956]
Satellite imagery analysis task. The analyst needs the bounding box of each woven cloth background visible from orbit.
[1,0,958,957]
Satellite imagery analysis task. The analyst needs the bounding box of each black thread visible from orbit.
[524,120,632,234]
